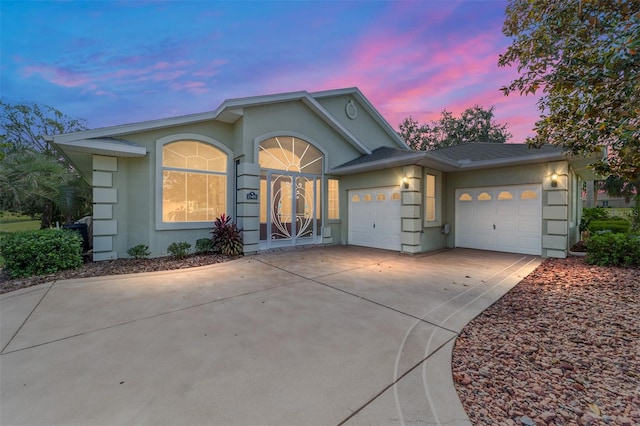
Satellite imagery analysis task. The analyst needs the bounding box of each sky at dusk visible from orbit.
[1,0,542,143]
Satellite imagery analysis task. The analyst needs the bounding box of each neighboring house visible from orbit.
[47,87,599,261]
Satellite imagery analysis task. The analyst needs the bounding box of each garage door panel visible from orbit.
[349,187,401,251]
[456,184,542,255]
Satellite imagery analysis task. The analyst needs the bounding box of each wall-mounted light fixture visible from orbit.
[551,173,558,187]
[403,176,409,189]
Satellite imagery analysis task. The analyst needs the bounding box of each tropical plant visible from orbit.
[0,150,91,228]
[399,105,511,151]
[211,214,243,256]
[0,100,91,227]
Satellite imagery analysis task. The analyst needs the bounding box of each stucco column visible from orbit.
[542,161,569,258]
[236,161,260,254]
[92,155,119,261]
[401,165,422,254]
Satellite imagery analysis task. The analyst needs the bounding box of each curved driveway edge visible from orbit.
[0,247,540,425]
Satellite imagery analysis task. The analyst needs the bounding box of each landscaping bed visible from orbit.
[452,257,640,426]
[0,253,236,294]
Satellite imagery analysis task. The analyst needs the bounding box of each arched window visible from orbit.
[259,136,322,173]
[161,140,227,222]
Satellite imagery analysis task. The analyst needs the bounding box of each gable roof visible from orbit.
[46,88,408,157]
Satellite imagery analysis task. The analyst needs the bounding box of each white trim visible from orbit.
[155,133,234,231]
[53,138,147,157]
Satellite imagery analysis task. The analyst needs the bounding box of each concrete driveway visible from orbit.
[0,246,540,425]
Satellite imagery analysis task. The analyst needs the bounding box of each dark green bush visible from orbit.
[585,233,640,266]
[579,207,610,232]
[195,238,215,254]
[211,214,243,256]
[0,229,83,278]
[127,244,151,259]
[588,218,631,234]
[167,241,191,258]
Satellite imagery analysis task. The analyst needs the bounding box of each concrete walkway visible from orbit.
[0,246,540,425]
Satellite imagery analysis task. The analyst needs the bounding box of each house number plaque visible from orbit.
[246,191,258,200]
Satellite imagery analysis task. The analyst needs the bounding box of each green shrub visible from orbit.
[585,233,640,266]
[167,241,191,258]
[195,238,215,254]
[588,218,631,234]
[580,207,610,232]
[127,244,151,259]
[0,229,83,278]
[211,214,243,256]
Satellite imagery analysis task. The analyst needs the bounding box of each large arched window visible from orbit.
[161,140,227,222]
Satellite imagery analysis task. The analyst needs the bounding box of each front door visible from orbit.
[258,136,324,250]
[264,172,320,247]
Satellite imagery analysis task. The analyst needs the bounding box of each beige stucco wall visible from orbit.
[95,96,402,258]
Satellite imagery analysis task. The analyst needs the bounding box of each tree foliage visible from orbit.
[498,0,640,182]
[1,100,87,155]
[0,100,91,227]
[399,105,512,151]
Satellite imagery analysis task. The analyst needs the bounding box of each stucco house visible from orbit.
[47,87,598,261]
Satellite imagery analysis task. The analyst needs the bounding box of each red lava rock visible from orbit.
[451,257,640,426]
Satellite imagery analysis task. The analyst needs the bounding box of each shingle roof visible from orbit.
[427,142,564,164]
[335,147,418,168]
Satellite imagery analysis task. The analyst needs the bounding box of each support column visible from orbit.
[236,162,260,254]
[542,161,569,258]
[401,165,422,254]
[92,155,118,261]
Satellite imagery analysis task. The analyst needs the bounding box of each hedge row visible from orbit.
[585,233,640,267]
[0,229,83,278]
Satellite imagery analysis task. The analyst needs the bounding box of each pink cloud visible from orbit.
[23,65,91,88]
[171,81,208,95]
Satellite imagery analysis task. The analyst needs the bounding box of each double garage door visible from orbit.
[455,184,542,255]
[348,186,401,251]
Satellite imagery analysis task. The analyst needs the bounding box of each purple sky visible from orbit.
[1,0,541,142]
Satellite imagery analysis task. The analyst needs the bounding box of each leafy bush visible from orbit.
[0,229,83,278]
[211,214,243,256]
[588,218,631,234]
[585,233,640,266]
[579,207,610,232]
[167,241,191,258]
[195,238,215,254]
[127,244,151,259]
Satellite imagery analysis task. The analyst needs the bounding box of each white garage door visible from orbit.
[349,186,401,251]
[455,184,542,255]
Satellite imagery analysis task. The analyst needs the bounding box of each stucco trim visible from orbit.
[155,133,234,231]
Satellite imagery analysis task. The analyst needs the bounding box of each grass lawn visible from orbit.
[0,213,41,235]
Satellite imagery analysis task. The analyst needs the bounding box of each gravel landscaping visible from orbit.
[452,257,640,426]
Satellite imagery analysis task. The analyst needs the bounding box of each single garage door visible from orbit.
[349,186,401,251]
[455,184,542,255]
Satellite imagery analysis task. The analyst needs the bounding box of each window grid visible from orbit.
[328,179,340,220]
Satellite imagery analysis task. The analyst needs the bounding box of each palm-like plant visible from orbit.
[211,214,243,256]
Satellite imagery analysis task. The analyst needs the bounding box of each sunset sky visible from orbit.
[1,0,542,142]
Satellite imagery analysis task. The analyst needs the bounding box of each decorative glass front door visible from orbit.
[258,136,323,248]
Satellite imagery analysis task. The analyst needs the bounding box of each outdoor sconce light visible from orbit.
[403,176,409,189]
[551,173,558,187]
